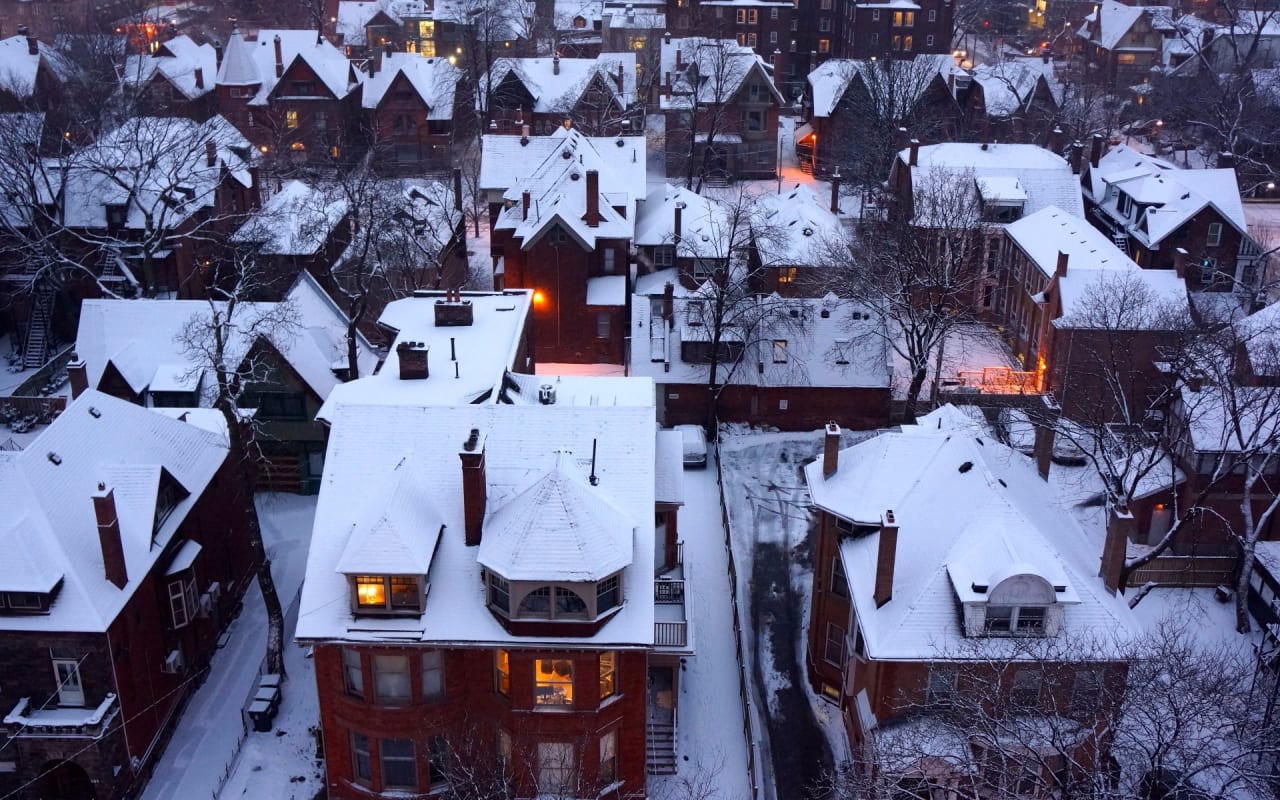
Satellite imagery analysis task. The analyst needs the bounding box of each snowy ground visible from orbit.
[534,361,627,377]
[650,450,754,800]
[140,493,319,800]
[889,323,1021,401]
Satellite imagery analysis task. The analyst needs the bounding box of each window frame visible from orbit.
[1206,222,1223,247]
[168,573,197,629]
[380,737,418,791]
[823,621,845,666]
[495,648,511,696]
[421,650,445,702]
[352,731,372,786]
[773,339,789,363]
[537,741,578,794]
[52,657,85,706]
[534,658,575,707]
[830,556,849,598]
[599,729,619,786]
[373,653,412,705]
[599,651,617,701]
[343,648,364,698]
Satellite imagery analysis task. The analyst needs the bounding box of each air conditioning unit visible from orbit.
[162,649,185,674]
[198,593,214,618]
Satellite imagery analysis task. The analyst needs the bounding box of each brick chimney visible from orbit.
[205,139,216,167]
[1174,247,1188,279]
[453,167,463,213]
[662,282,674,322]
[1033,424,1055,481]
[194,66,205,90]
[1068,140,1084,174]
[675,46,683,71]
[93,483,128,589]
[830,167,841,214]
[67,353,88,399]
[1090,133,1104,168]
[396,341,429,379]
[772,48,783,92]
[434,290,474,326]
[26,36,37,56]
[553,52,561,75]
[585,169,600,227]
[822,421,840,478]
[1100,504,1133,594]
[874,509,898,608]
[673,200,684,246]
[460,429,488,546]
[1055,250,1068,278]
[273,35,284,78]
[1048,126,1063,154]
[908,139,920,167]
[522,190,530,221]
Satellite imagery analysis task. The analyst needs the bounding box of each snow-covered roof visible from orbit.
[1179,383,1280,453]
[0,391,227,633]
[336,0,384,45]
[0,34,70,99]
[334,461,445,574]
[216,28,361,105]
[807,55,959,118]
[634,184,731,259]
[631,292,893,390]
[480,53,637,113]
[123,35,217,100]
[896,142,1085,221]
[362,52,461,115]
[232,180,348,255]
[1089,0,1169,50]
[296,401,658,646]
[655,428,684,505]
[659,36,782,109]
[970,58,1061,117]
[316,291,534,419]
[1006,205,1137,278]
[488,127,646,250]
[499,371,655,406]
[75,272,374,403]
[1085,144,1250,248]
[755,184,847,266]
[805,408,1141,660]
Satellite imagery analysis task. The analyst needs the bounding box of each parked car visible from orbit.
[675,424,708,469]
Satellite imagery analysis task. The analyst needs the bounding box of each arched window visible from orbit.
[519,586,552,616]
[555,588,587,617]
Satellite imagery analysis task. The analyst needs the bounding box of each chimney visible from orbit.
[520,123,530,144]
[1186,373,1203,393]
[1217,151,1235,170]
[664,31,671,44]
[214,40,224,68]
[673,200,684,245]
[1090,133,1104,168]
[205,139,216,167]
[273,35,284,78]
[1033,424,1055,481]
[26,36,37,56]
[676,46,683,71]
[1100,504,1133,594]
[874,510,898,608]
[772,48,784,92]
[809,50,817,73]
[434,294,474,326]
[460,429,487,546]
[1055,250,1069,278]
[93,484,128,589]
[615,61,624,92]
[522,190,530,220]
[664,71,671,96]
[194,66,204,90]
[453,167,463,213]
[822,421,840,478]
[553,52,561,75]
[662,281,674,322]
[396,341,430,379]
[1174,247,1188,279]
[908,138,920,167]
[895,126,909,151]
[67,354,88,399]
[1048,126,1063,154]
[585,169,600,227]
[830,167,841,214]
[1068,140,1084,174]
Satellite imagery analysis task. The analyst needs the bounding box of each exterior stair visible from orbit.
[702,171,730,188]
[21,284,54,369]
[645,719,676,775]
[1111,230,1131,257]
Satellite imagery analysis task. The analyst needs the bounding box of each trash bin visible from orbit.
[248,699,273,732]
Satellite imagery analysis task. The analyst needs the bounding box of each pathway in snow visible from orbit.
[139,494,317,800]
[650,451,754,800]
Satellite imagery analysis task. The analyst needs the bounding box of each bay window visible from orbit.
[535,658,575,706]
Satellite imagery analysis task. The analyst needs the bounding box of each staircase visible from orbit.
[702,170,730,188]
[645,719,676,775]
[1111,230,1131,257]
[21,284,54,369]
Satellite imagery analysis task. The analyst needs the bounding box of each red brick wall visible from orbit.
[659,382,891,431]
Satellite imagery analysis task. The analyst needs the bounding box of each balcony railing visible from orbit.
[654,544,691,649]
[655,621,687,647]
[5,693,119,739]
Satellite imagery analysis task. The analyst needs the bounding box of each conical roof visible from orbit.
[217,28,260,87]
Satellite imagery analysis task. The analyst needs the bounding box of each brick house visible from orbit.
[0,390,253,800]
[961,58,1062,143]
[231,180,352,300]
[1080,141,1268,300]
[361,52,464,173]
[837,0,954,60]
[479,53,639,136]
[480,127,646,364]
[71,272,377,493]
[629,288,893,429]
[0,33,68,113]
[297,394,690,799]
[633,183,730,282]
[805,410,1140,787]
[120,35,218,119]
[660,36,783,181]
[749,184,850,296]
[335,0,507,61]
[215,27,364,169]
[1077,1,1173,85]
[996,205,1190,421]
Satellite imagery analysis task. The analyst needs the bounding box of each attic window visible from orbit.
[352,575,425,615]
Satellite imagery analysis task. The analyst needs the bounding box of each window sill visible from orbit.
[598,693,624,711]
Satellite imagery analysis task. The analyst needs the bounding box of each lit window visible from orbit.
[354,575,422,613]
[356,576,386,608]
[778,267,798,285]
[421,650,444,701]
[381,738,417,790]
[535,658,574,706]
[343,648,363,697]
[818,38,830,52]
[374,654,411,703]
[495,649,510,695]
[418,20,435,37]
[286,109,299,129]
[904,35,913,50]
[599,651,617,700]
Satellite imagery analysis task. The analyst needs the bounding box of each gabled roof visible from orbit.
[0,391,228,632]
[1086,0,1171,50]
[362,52,461,115]
[659,36,782,109]
[633,183,730,259]
[807,55,959,118]
[895,142,1085,221]
[805,408,1141,659]
[478,454,635,581]
[297,401,658,646]
[0,34,71,99]
[334,457,445,574]
[755,184,847,265]
[216,28,361,105]
[336,0,386,45]
[480,53,637,114]
[75,272,375,403]
[970,58,1061,117]
[1086,145,1250,247]
[232,180,348,255]
[123,35,217,100]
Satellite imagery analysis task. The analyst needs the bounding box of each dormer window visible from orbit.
[973,572,1059,636]
[487,574,622,622]
[983,604,1046,634]
[352,575,425,615]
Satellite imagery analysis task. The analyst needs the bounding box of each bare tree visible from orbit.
[664,39,755,192]
[176,252,296,676]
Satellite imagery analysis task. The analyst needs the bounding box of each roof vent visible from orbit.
[538,384,557,405]
[570,171,581,181]
[88,406,101,418]
[561,148,572,159]
[802,227,814,236]
[958,461,973,473]
[47,451,62,465]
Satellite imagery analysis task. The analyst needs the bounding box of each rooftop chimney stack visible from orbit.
[1100,504,1132,594]
[194,66,204,90]
[822,421,841,479]
[908,139,920,167]
[874,509,898,608]
[1068,140,1084,174]
[460,429,488,546]
[553,52,561,75]
[1055,250,1069,278]
[772,48,784,92]
[26,36,37,56]
[1033,423,1056,481]
[830,167,841,214]
[673,200,684,246]
[396,341,430,379]
[662,282,674,322]
[585,169,600,227]
[522,190,530,220]
[67,353,88,399]
[273,35,284,78]
[205,139,216,167]
[1174,247,1188,279]
[93,484,128,589]
[1048,126,1063,154]
[1090,133,1104,168]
